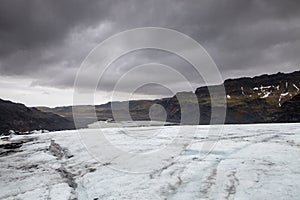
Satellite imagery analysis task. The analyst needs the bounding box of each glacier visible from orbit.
[0,123,300,200]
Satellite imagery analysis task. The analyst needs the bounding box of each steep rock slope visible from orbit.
[275,94,300,122]
[0,99,75,134]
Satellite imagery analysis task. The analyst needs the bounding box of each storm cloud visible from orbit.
[0,0,299,106]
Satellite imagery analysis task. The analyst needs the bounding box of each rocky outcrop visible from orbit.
[275,94,300,122]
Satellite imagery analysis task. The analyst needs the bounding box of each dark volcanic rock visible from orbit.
[275,94,300,122]
[0,99,75,135]
[0,137,36,156]
[222,71,300,123]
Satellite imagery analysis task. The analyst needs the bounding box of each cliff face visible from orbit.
[0,99,75,134]
[37,70,300,127]
[275,94,300,123]
[162,70,300,124]
[223,71,300,123]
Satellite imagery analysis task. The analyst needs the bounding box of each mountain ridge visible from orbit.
[0,98,75,135]
[36,70,300,127]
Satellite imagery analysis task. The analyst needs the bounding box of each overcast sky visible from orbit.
[0,0,299,107]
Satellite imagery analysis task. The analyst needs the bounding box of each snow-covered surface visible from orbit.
[88,120,176,129]
[1,123,300,199]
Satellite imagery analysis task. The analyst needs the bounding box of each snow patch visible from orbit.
[260,91,272,99]
[241,87,245,95]
[293,84,299,91]
[276,85,280,90]
[278,92,290,107]
[260,85,272,89]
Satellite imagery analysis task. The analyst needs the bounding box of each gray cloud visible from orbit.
[0,0,300,102]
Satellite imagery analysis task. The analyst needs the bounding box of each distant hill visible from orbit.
[37,70,300,127]
[0,99,75,135]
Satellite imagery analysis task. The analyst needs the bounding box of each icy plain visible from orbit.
[0,123,300,200]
